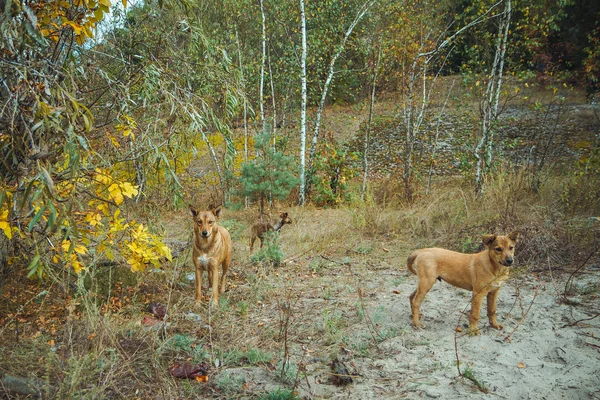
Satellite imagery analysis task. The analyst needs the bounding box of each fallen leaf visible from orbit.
[382,248,389,252]
[149,302,167,319]
[392,290,401,294]
[455,326,463,332]
[47,339,55,346]
[141,316,160,327]
[170,362,210,379]
[330,358,353,386]
[518,362,526,368]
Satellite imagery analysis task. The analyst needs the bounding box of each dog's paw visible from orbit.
[468,327,482,336]
[412,321,426,329]
[490,323,504,330]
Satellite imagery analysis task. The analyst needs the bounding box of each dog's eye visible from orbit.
[509,246,514,250]
[495,247,502,252]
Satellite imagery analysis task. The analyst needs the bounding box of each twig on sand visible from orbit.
[562,246,598,303]
[358,288,382,348]
[504,277,540,342]
[561,313,600,328]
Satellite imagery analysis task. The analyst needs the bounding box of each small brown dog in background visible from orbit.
[189,205,232,306]
[407,231,520,334]
[250,212,292,252]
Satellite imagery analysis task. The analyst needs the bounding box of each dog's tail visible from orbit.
[406,251,419,275]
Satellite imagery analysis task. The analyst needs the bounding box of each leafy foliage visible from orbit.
[235,133,298,213]
[311,142,359,206]
[250,231,285,267]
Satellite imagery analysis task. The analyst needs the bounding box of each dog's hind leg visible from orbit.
[486,288,503,329]
[409,274,437,328]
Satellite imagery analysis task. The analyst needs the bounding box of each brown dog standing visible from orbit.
[189,205,232,306]
[407,232,520,334]
[249,212,292,252]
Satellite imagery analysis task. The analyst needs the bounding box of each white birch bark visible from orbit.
[298,0,307,205]
[305,0,377,198]
[268,50,277,149]
[475,0,511,195]
[259,0,267,134]
[362,45,382,201]
[426,79,455,195]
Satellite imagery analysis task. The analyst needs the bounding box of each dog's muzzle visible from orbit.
[201,230,210,238]
[504,258,514,266]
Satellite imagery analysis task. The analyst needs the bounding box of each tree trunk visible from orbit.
[298,0,307,205]
[475,0,511,195]
[362,45,382,201]
[259,0,267,134]
[268,50,277,150]
[304,0,377,200]
[426,79,455,195]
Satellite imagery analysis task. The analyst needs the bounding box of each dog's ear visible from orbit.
[508,231,520,242]
[212,205,222,219]
[482,234,497,246]
[189,205,198,218]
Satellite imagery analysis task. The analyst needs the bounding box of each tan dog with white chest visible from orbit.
[407,232,520,334]
[189,205,232,306]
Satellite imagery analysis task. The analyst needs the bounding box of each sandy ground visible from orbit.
[208,256,600,399]
[301,272,600,399]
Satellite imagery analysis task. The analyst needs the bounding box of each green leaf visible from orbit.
[76,134,89,151]
[28,205,47,232]
[47,201,57,231]
[27,253,41,278]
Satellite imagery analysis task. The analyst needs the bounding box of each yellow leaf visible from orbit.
[518,362,526,368]
[65,21,83,35]
[72,259,85,274]
[0,221,11,240]
[108,183,124,205]
[120,182,139,198]
[74,244,88,255]
[62,239,72,253]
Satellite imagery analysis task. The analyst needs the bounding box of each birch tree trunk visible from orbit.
[298,0,307,205]
[304,0,377,200]
[268,50,277,149]
[426,79,455,196]
[398,1,503,201]
[474,0,511,195]
[259,0,267,134]
[362,45,382,201]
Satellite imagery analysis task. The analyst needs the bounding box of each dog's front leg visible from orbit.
[194,266,203,302]
[487,289,503,329]
[468,292,486,335]
[208,264,219,307]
